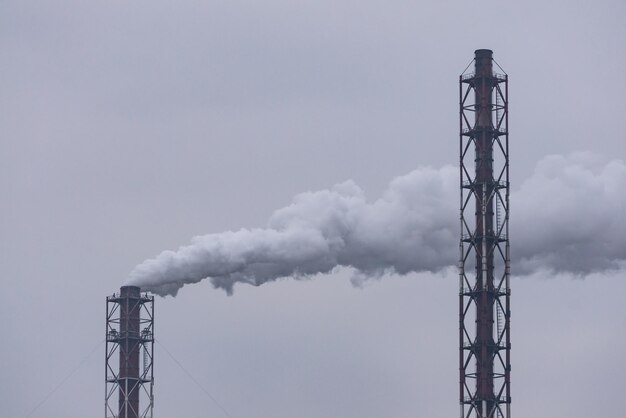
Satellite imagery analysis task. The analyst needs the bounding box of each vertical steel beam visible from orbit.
[459,49,510,418]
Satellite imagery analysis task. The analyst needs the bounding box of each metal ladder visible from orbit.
[495,302,504,418]
[496,303,503,344]
[495,197,502,238]
[494,87,502,129]
[143,345,150,377]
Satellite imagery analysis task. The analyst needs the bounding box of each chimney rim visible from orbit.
[474,49,494,58]
[120,285,141,297]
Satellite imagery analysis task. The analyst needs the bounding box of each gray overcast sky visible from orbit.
[1,0,625,417]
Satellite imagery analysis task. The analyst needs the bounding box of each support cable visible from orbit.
[156,339,233,418]
[461,57,475,75]
[25,339,104,418]
[492,59,507,75]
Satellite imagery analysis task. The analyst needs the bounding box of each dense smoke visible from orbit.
[126,152,626,296]
[513,153,626,274]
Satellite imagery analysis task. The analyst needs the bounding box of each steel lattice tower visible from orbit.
[459,49,510,418]
[106,286,154,418]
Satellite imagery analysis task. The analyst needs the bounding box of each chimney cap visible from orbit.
[474,49,493,58]
[120,285,141,297]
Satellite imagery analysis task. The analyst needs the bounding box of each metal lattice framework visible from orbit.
[106,286,154,418]
[459,49,510,418]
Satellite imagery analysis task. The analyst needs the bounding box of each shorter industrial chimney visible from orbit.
[106,286,154,418]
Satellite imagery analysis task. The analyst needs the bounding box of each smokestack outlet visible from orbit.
[120,285,141,298]
[474,48,493,59]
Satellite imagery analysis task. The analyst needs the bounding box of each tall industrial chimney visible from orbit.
[459,50,511,418]
[106,286,154,418]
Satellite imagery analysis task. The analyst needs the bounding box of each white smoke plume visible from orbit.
[126,152,626,296]
[513,153,626,274]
